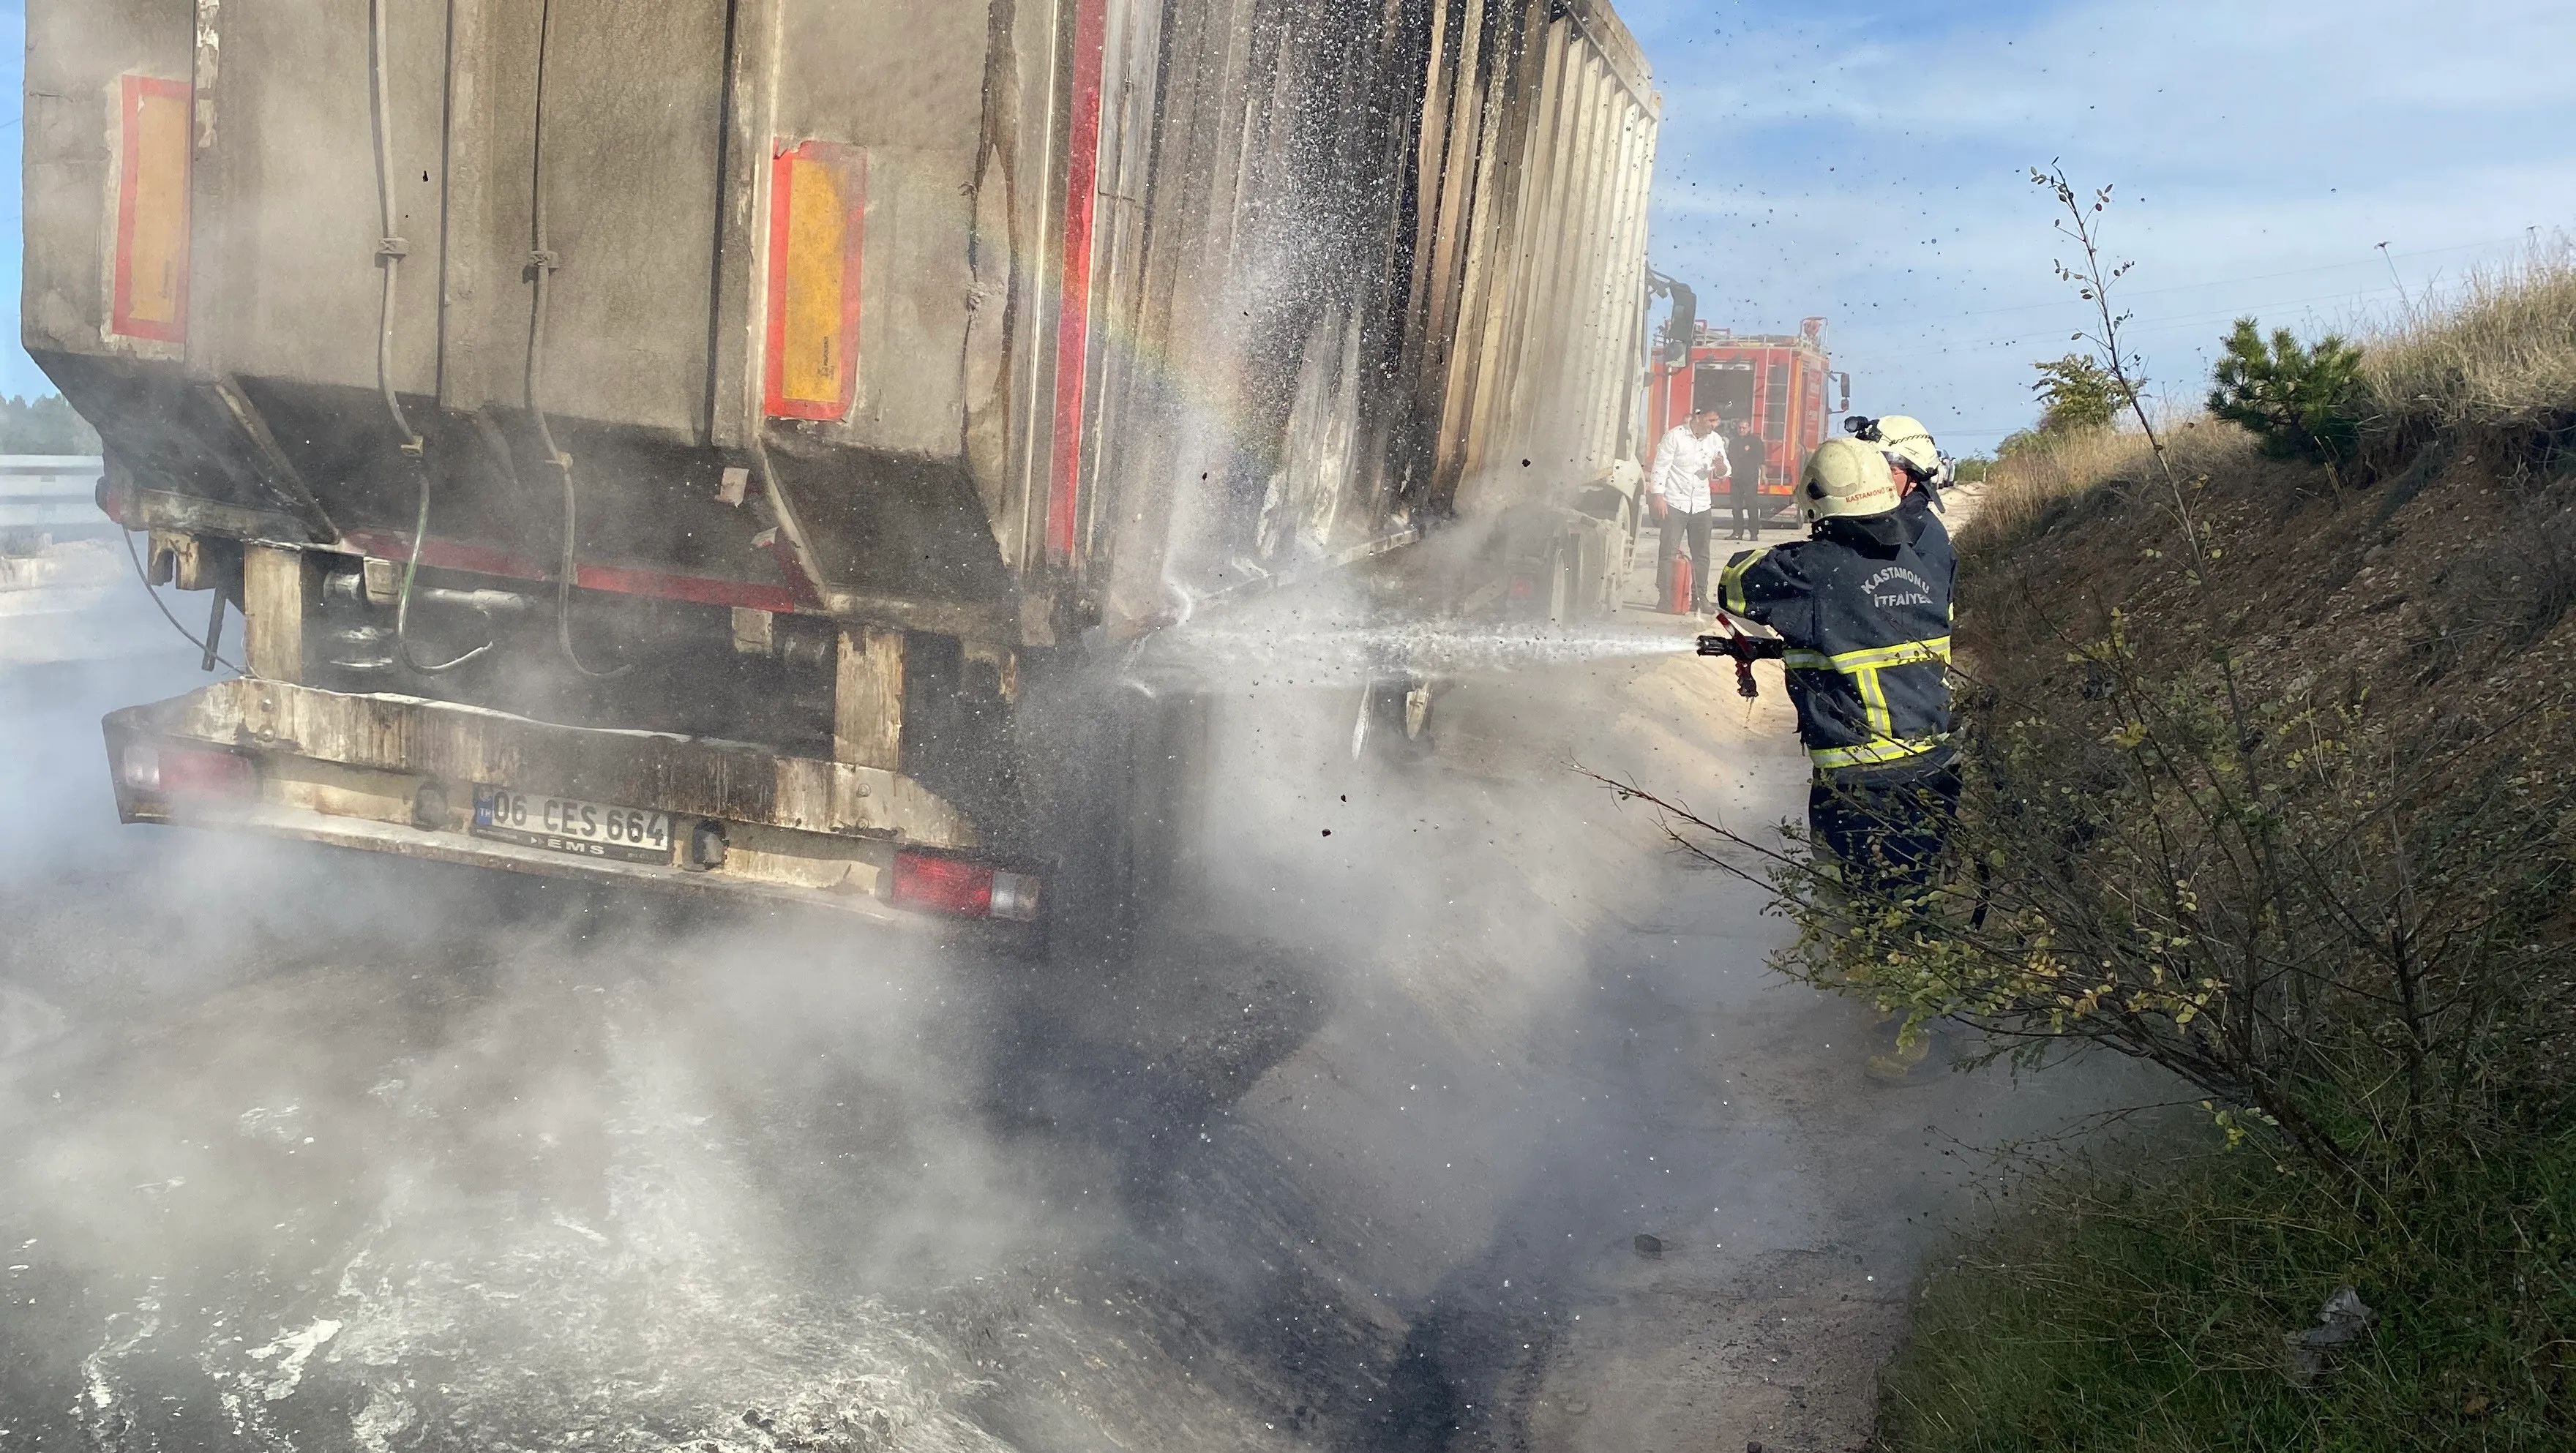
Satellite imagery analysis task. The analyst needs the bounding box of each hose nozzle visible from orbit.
[1697,630,1783,701]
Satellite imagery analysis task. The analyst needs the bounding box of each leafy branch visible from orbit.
[2030,164,2206,571]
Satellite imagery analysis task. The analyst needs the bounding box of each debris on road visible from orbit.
[2284,1285,2377,1387]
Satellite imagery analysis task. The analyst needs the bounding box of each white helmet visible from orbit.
[1873,416,1942,481]
[1850,414,1955,490]
[1801,437,1902,523]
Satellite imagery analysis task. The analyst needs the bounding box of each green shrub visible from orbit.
[2209,319,2367,469]
[0,395,101,454]
[1878,1132,2576,1452]
[2030,354,2135,436]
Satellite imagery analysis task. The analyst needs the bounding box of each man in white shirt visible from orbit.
[1650,406,1731,613]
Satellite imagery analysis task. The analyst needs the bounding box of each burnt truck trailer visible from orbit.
[26,0,1660,945]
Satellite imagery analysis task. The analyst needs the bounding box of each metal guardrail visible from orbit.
[0,456,108,539]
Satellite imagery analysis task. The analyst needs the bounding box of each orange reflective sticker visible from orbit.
[764,142,866,421]
[113,75,192,343]
[779,157,847,402]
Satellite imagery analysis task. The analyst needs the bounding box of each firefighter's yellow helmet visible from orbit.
[1874,415,1942,480]
[1801,437,1903,523]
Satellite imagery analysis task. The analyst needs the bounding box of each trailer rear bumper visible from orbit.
[134,799,995,936]
[100,680,1046,952]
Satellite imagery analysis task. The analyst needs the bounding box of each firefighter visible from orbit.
[1715,435,1958,902]
[1854,414,1952,527]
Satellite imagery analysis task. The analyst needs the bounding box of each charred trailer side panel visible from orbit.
[27,0,1658,939]
[1071,0,1660,626]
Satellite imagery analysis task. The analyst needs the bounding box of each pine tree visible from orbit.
[0,395,102,454]
[2206,319,2365,469]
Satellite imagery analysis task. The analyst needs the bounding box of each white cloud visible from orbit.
[1625,0,2576,443]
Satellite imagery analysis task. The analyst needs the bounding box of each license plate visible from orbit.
[472,787,673,865]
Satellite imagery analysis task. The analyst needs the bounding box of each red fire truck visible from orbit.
[1646,316,1850,527]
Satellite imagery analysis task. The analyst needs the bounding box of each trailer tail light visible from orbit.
[120,743,256,800]
[890,852,1046,923]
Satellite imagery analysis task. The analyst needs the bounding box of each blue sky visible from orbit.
[4,1,2570,449]
[1620,0,2576,448]
[1,1,33,401]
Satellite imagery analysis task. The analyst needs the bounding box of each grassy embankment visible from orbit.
[1873,255,2576,1450]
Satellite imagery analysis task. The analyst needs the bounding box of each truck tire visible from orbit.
[1019,668,1213,956]
[1546,538,1577,623]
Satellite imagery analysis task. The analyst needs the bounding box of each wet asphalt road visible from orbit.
[0,587,2162,1453]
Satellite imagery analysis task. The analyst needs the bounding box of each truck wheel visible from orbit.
[1348,671,1438,765]
[1019,669,1211,956]
[1616,503,1639,603]
[1404,680,1434,741]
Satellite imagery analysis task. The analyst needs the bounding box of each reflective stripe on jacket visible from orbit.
[1719,506,1956,775]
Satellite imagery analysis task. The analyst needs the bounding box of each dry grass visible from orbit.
[1960,244,2576,559]
[1957,424,2266,557]
[2365,241,2576,441]
[1865,236,2576,1453]
[1880,1131,2576,1452]
[1875,244,2576,1453]
[1958,428,2154,552]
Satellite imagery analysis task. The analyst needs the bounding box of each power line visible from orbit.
[1958,233,2534,317]
[1934,281,2407,358]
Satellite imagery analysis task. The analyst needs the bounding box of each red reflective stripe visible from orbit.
[342,529,539,580]
[572,563,802,614]
[1047,0,1112,565]
[342,530,807,615]
[762,146,797,417]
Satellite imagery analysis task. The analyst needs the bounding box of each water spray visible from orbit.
[1141,617,1698,690]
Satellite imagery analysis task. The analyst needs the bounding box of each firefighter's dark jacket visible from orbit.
[1719,506,1955,775]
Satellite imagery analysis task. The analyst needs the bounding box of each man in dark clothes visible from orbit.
[1726,425,1766,540]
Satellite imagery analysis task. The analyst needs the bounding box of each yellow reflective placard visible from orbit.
[113,75,192,342]
[765,142,865,420]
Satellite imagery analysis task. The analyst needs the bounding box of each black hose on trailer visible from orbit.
[369,0,490,675]
[528,0,629,680]
[120,527,250,677]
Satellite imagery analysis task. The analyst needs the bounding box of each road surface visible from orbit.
[0,514,2154,1452]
